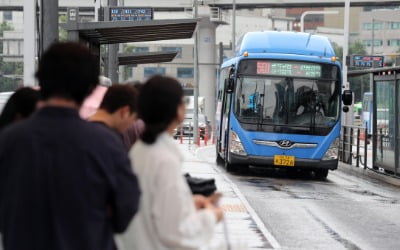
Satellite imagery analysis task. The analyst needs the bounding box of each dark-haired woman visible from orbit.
[119,75,223,250]
[0,87,41,131]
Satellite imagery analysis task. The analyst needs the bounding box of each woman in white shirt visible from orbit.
[119,75,223,250]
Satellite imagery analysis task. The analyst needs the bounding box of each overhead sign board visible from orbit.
[110,7,153,21]
[352,55,384,68]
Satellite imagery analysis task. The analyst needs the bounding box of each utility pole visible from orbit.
[232,0,236,54]
[342,0,353,126]
[40,0,59,55]
[193,0,199,144]
[371,18,375,55]
[108,0,118,84]
[370,18,375,93]
[23,0,36,86]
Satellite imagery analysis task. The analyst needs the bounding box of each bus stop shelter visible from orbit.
[349,66,400,176]
[62,8,197,81]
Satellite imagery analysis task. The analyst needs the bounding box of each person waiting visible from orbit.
[118,75,223,250]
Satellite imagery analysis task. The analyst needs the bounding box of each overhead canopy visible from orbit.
[63,19,197,45]
[118,51,177,66]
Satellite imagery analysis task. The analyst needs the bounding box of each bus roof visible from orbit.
[236,31,335,58]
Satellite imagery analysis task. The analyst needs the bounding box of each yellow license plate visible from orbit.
[274,155,295,167]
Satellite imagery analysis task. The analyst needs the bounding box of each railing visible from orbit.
[340,125,400,178]
[339,125,369,169]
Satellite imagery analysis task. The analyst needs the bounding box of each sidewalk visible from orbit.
[178,142,280,250]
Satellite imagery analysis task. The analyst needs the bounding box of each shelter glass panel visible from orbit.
[375,80,395,169]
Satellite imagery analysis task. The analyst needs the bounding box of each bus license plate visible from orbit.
[274,155,295,167]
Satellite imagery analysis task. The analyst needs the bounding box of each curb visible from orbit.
[194,145,281,249]
[338,162,400,187]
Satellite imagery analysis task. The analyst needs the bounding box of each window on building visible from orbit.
[388,39,400,46]
[363,40,372,47]
[161,47,182,58]
[3,11,12,21]
[135,47,149,53]
[390,22,400,29]
[363,23,372,30]
[374,22,383,30]
[177,68,194,78]
[144,67,166,77]
[363,22,384,30]
[373,40,383,46]
[363,40,383,47]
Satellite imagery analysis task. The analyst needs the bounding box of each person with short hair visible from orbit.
[89,84,139,149]
[0,42,140,250]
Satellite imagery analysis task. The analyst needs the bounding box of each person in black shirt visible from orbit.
[0,42,140,250]
[89,84,138,150]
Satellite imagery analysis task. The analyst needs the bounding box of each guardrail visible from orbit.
[340,125,399,178]
[339,125,369,168]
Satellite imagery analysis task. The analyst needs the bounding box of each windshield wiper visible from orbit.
[257,82,266,130]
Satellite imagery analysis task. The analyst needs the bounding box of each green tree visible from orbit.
[59,15,68,41]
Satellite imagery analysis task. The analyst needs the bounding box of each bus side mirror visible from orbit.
[342,90,353,106]
[225,78,234,93]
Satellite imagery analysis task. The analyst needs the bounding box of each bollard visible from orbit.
[197,128,201,146]
[211,125,215,144]
[204,126,208,146]
[180,126,183,144]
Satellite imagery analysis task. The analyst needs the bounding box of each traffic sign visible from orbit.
[351,55,384,68]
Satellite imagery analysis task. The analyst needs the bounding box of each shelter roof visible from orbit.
[118,51,177,65]
[62,19,197,45]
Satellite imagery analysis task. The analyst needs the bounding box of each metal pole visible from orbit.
[108,0,118,84]
[193,0,199,144]
[369,19,375,94]
[23,0,36,86]
[232,0,236,54]
[342,0,351,126]
[371,18,375,55]
[95,0,101,21]
[41,0,59,55]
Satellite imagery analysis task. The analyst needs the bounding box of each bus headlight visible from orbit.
[322,138,339,160]
[229,131,247,156]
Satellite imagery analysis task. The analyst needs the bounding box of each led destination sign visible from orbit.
[256,61,321,78]
[110,7,153,21]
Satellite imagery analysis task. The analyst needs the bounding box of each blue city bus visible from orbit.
[215,31,352,178]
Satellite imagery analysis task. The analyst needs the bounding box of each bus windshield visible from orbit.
[234,76,340,134]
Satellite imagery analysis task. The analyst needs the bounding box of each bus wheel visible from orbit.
[225,160,238,172]
[314,169,328,179]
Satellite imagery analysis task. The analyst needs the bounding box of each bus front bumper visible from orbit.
[229,153,338,170]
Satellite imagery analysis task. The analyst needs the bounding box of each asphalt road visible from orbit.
[196,146,400,250]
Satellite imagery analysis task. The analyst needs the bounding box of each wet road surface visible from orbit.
[197,146,400,250]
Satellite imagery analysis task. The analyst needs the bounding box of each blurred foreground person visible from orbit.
[89,84,138,150]
[0,87,41,130]
[0,42,140,250]
[122,82,145,149]
[119,75,223,250]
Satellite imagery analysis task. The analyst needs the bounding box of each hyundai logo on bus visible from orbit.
[277,140,294,148]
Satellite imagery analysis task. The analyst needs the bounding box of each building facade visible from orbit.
[358,8,400,55]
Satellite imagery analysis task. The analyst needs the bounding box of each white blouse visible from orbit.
[118,132,217,250]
